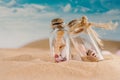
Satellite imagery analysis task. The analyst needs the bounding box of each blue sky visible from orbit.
[0,0,120,48]
[2,0,120,13]
[5,0,120,12]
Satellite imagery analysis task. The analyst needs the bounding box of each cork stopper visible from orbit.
[51,18,64,29]
[68,19,78,28]
[51,18,64,25]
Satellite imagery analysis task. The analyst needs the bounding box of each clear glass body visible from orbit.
[49,28,70,61]
[70,27,104,61]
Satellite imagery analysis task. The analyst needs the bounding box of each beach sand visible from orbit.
[23,39,120,53]
[0,39,120,80]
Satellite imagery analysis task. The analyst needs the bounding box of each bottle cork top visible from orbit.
[51,18,64,25]
[68,19,80,28]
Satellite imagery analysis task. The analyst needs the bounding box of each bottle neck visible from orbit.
[53,26,64,31]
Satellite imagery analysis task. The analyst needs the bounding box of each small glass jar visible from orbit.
[68,17,104,61]
[49,18,70,62]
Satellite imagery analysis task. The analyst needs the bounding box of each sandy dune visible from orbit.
[0,39,120,80]
[23,39,120,53]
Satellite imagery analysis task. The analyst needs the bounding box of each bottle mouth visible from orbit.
[68,19,80,28]
[52,22,63,25]
[51,18,64,26]
[52,22,65,29]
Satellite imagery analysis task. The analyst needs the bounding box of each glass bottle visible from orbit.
[68,17,104,61]
[49,18,70,62]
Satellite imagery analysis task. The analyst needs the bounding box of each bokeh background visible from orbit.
[0,0,120,48]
